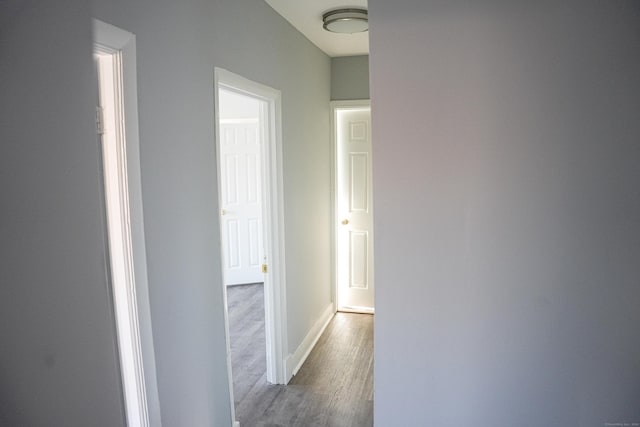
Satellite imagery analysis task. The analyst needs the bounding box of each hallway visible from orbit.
[227,284,373,426]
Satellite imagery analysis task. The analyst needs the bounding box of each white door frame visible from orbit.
[214,68,289,419]
[93,19,162,427]
[330,99,373,314]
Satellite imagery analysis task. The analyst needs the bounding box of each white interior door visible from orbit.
[336,106,374,313]
[220,119,264,285]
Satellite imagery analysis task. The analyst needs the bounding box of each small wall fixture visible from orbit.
[322,8,368,34]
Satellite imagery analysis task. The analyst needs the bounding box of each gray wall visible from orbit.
[1,0,331,425]
[0,1,125,426]
[331,55,369,100]
[369,0,640,425]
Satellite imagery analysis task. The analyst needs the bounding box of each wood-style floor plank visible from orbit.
[226,284,373,427]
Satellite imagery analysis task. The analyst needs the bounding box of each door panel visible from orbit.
[350,230,368,289]
[247,153,259,203]
[227,219,240,268]
[337,107,374,312]
[224,154,238,204]
[350,153,369,212]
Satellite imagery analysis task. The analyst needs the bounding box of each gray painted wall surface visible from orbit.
[1,0,331,425]
[369,1,640,425]
[0,2,126,426]
[331,55,370,100]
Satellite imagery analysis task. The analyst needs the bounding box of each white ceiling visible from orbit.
[265,0,369,58]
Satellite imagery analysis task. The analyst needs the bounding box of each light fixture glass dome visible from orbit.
[322,8,368,34]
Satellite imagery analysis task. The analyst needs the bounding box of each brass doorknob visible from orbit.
[341,219,349,225]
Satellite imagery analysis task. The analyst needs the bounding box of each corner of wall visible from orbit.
[284,303,335,381]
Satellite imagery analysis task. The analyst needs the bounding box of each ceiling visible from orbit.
[265,0,369,58]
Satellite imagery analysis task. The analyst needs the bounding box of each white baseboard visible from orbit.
[338,305,374,314]
[233,421,240,427]
[285,303,335,381]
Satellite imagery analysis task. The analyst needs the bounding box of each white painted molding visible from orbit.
[337,306,374,314]
[330,99,371,109]
[219,118,259,125]
[93,18,161,427]
[285,303,335,381]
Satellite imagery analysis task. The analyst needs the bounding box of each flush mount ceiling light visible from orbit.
[322,8,368,34]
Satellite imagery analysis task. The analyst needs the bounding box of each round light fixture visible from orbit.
[322,8,368,34]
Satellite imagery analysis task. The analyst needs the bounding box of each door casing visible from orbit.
[93,19,161,427]
[214,68,289,425]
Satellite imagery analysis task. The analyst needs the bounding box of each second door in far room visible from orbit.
[219,89,263,285]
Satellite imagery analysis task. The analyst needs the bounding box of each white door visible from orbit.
[220,119,264,285]
[336,106,374,312]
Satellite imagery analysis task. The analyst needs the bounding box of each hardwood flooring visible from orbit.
[226,284,374,427]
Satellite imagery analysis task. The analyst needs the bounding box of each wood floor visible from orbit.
[226,284,374,427]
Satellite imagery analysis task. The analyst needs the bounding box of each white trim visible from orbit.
[285,303,335,380]
[214,68,289,426]
[219,118,259,125]
[233,422,240,427]
[93,19,161,427]
[331,99,371,108]
[337,306,374,314]
[330,100,372,314]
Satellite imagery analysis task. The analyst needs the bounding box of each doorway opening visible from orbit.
[93,19,160,427]
[214,68,288,425]
[332,101,375,314]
